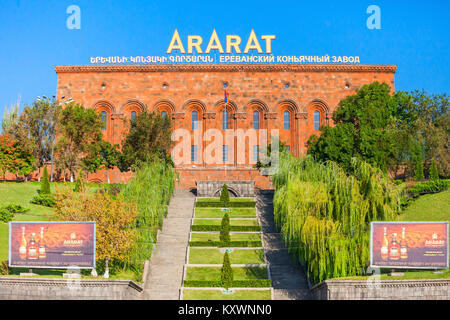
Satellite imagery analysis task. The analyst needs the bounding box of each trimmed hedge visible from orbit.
[408,179,449,194]
[196,202,256,208]
[189,241,263,247]
[191,225,262,232]
[30,195,56,207]
[183,279,271,288]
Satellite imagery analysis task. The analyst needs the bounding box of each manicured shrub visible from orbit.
[73,170,85,192]
[40,166,51,195]
[191,225,262,232]
[219,213,230,246]
[0,204,30,222]
[183,279,271,288]
[220,252,233,289]
[414,159,424,181]
[30,195,56,207]
[429,158,439,181]
[408,179,449,194]
[220,184,230,207]
[189,241,263,247]
[195,201,256,208]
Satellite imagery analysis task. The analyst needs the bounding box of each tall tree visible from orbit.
[0,134,35,180]
[83,140,120,184]
[54,102,103,181]
[307,82,397,173]
[119,110,172,171]
[7,97,60,172]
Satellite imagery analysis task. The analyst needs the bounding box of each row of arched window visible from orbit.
[100,109,322,132]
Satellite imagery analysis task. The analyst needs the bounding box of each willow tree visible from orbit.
[272,152,403,284]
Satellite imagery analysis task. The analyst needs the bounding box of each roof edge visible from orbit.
[55,64,397,73]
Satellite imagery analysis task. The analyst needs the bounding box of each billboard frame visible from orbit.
[8,221,96,269]
[370,221,449,270]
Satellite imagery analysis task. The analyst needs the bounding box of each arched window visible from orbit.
[161,110,167,118]
[101,111,107,130]
[222,109,229,130]
[314,110,321,130]
[130,111,137,129]
[192,110,198,130]
[283,111,290,130]
[253,110,259,130]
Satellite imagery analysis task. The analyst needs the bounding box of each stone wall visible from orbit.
[311,279,450,300]
[196,180,255,197]
[0,277,143,300]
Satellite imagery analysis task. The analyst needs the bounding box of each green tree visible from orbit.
[429,157,439,180]
[220,252,233,289]
[220,213,231,247]
[83,140,120,184]
[40,166,51,194]
[7,96,60,172]
[414,159,424,181]
[119,110,172,171]
[220,184,230,206]
[307,82,397,173]
[73,170,85,192]
[0,134,35,181]
[54,102,103,181]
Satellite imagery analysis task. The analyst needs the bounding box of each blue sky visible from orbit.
[0,0,449,115]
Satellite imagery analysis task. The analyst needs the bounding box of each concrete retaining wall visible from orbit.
[0,277,143,300]
[311,279,450,300]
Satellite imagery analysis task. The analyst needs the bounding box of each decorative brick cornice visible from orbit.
[55,64,397,74]
[203,112,216,119]
[296,112,308,119]
[234,112,247,119]
[264,112,277,120]
[171,112,185,119]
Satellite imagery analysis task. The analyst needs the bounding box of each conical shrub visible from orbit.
[220,184,230,206]
[429,158,439,180]
[220,213,230,246]
[73,170,85,192]
[220,252,233,289]
[40,166,51,195]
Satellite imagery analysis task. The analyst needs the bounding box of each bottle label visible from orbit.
[390,248,398,257]
[29,248,37,258]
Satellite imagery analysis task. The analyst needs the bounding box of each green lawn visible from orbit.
[0,182,102,262]
[192,219,259,227]
[190,232,262,242]
[400,189,450,222]
[189,248,265,264]
[196,197,255,203]
[183,289,271,300]
[185,266,268,281]
[195,207,256,218]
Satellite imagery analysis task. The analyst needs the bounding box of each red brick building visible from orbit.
[55,64,396,189]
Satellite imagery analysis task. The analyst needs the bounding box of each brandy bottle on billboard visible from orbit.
[389,233,400,260]
[27,233,38,260]
[380,227,389,260]
[38,227,46,259]
[400,227,408,259]
[19,227,27,259]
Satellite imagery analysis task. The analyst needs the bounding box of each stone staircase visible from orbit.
[142,189,195,300]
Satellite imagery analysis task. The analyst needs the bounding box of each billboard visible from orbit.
[9,222,96,269]
[370,222,449,269]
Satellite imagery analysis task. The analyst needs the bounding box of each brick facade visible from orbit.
[54,64,396,189]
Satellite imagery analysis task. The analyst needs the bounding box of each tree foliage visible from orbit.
[273,151,403,284]
[220,213,231,247]
[53,186,138,264]
[119,110,173,171]
[54,102,103,180]
[0,134,35,180]
[40,166,51,194]
[83,140,120,183]
[220,252,233,289]
[429,158,439,180]
[220,184,230,206]
[307,82,397,173]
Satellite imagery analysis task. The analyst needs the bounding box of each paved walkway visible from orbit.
[142,189,195,300]
[256,190,312,300]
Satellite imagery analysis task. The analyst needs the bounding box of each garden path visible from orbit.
[142,189,195,300]
[256,190,312,300]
